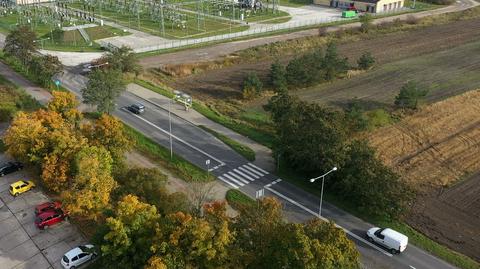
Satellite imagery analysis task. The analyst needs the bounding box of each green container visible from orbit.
[342,10,357,18]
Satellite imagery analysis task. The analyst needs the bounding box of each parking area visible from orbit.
[0,130,88,269]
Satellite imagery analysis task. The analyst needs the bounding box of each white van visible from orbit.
[366,227,408,254]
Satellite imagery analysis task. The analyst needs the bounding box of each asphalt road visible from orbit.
[54,68,458,269]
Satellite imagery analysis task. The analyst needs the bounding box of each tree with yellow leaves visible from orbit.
[47,91,82,125]
[63,146,117,220]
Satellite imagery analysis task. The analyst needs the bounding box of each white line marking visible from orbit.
[409,266,416,269]
[125,108,225,166]
[218,176,239,189]
[223,174,246,187]
[238,166,260,179]
[242,164,266,177]
[233,168,255,181]
[264,186,393,257]
[208,163,225,172]
[228,171,252,184]
[247,163,269,174]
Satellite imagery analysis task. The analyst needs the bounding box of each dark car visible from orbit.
[0,162,23,177]
[127,103,145,114]
[35,201,62,216]
[35,208,68,229]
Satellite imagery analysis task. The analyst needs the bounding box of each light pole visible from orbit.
[309,167,338,218]
[168,98,173,159]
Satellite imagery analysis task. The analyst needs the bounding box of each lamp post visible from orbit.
[168,98,173,159]
[309,167,338,218]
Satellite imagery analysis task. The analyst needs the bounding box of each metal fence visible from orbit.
[132,8,409,53]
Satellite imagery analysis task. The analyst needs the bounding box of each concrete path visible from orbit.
[127,83,275,172]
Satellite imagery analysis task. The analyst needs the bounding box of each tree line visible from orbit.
[3,93,360,269]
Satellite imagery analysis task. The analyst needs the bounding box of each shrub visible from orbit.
[359,14,374,33]
[357,52,375,70]
[242,72,263,99]
[395,81,429,109]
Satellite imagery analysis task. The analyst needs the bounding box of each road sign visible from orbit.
[54,80,61,87]
[206,159,210,166]
[255,189,264,199]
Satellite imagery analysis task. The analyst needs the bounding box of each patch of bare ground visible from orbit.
[368,90,480,261]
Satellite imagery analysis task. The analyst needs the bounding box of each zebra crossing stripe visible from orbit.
[246,163,269,174]
[223,174,246,187]
[241,164,265,177]
[227,171,250,184]
[237,167,260,179]
[233,168,256,181]
[218,176,239,189]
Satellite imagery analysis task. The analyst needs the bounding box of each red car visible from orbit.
[35,208,68,229]
[35,201,62,216]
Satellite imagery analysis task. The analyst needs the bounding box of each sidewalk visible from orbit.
[0,62,52,105]
[127,83,276,172]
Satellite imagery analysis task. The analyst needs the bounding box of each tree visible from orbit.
[357,52,375,70]
[321,42,349,81]
[4,26,37,65]
[97,195,160,269]
[28,55,62,87]
[101,45,141,75]
[188,182,215,216]
[269,60,287,92]
[285,49,324,87]
[394,81,428,109]
[333,140,413,219]
[360,14,373,33]
[63,146,117,220]
[242,72,263,100]
[47,91,82,125]
[82,69,126,113]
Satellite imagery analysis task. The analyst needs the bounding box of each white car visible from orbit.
[61,244,97,269]
[366,227,408,254]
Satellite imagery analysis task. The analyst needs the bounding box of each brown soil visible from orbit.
[163,17,480,101]
[368,90,480,261]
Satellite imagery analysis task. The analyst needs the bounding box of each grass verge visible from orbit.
[276,164,480,269]
[134,79,274,148]
[198,125,255,161]
[124,124,214,182]
[226,189,256,210]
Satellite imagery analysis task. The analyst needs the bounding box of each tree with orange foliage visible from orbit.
[47,91,82,125]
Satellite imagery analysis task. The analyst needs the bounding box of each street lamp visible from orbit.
[168,98,173,159]
[309,166,338,218]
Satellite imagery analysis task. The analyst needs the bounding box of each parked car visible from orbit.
[35,208,68,229]
[35,201,62,216]
[61,244,97,269]
[9,180,35,196]
[0,162,23,176]
[366,227,408,254]
[127,103,145,114]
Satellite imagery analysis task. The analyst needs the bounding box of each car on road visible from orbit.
[9,180,35,196]
[35,201,62,216]
[61,244,97,269]
[0,161,23,176]
[366,227,408,254]
[35,208,68,229]
[127,103,145,114]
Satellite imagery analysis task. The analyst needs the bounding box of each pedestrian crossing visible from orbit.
[218,163,269,189]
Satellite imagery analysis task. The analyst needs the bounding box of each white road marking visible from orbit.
[124,108,225,166]
[265,179,282,188]
[228,171,252,184]
[223,174,246,187]
[409,266,416,269]
[218,176,239,189]
[242,164,266,177]
[233,168,255,181]
[264,185,393,257]
[237,166,260,179]
[247,162,269,174]
[226,172,250,185]
[208,163,225,172]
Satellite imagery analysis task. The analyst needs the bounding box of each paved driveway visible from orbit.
[0,150,87,269]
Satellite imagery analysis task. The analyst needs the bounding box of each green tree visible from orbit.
[321,42,349,81]
[82,69,126,113]
[394,81,428,109]
[333,140,413,219]
[102,45,141,75]
[4,26,37,65]
[345,100,369,133]
[63,145,117,220]
[360,14,373,33]
[28,55,62,87]
[285,49,324,87]
[357,52,376,70]
[242,72,263,100]
[269,60,287,92]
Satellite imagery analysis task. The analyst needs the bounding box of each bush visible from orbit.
[395,81,429,109]
[359,14,374,33]
[0,104,17,122]
[357,52,375,70]
[242,72,263,99]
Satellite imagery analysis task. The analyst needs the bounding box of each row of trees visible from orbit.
[266,92,412,219]
[4,92,360,268]
[4,26,63,88]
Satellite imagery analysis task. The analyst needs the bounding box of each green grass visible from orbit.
[135,79,275,148]
[124,124,214,182]
[0,73,43,122]
[198,125,256,161]
[276,163,480,269]
[226,189,256,210]
[85,25,131,40]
